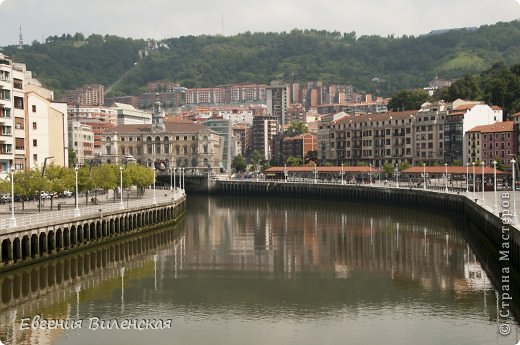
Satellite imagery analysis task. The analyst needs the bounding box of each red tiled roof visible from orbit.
[454,104,477,111]
[467,121,514,133]
[403,166,507,175]
[105,121,213,135]
[491,105,502,110]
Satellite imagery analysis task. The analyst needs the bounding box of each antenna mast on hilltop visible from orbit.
[18,26,24,49]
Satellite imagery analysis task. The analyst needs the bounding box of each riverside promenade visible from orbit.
[0,188,183,230]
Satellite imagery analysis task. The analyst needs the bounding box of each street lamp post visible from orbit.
[423,163,426,190]
[314,163,318,184]
[74,166,80,217]
[466,163,469,193]
[340,163,344,185]
[369,164,373,186]
[395,163,399,188]
[119,166,124,209]
[173,168,176,191]
[481,161,485,203]
[444,163,448,192]
[9,166,16,227]
[169,168,173,191]
[493,160,497,213]
[512,158,517,224]
[472,162,476,201]
[152,166,157,204]
[284,164,288,183]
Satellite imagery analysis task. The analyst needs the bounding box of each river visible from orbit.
[0,195,517,345]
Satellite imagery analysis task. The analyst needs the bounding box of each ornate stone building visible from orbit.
[100,97,222,169]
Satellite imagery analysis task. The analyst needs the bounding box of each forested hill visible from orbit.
[3,20,520,97]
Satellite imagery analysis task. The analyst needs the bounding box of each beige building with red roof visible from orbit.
[316,100,503,167]
[100,98,222,170]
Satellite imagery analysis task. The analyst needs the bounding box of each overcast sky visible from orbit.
[0,0,519,46]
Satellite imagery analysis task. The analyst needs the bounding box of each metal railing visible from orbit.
[0,189,185,231]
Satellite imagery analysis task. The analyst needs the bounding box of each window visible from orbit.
[33,154,37,163]
[32,105,36,112]
[33,139,37,147]
[15,138,24,150]
[32,122,37,130]
[15,117,24,129]
[14,96,24,109]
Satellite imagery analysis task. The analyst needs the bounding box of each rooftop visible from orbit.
[467,121,514,133]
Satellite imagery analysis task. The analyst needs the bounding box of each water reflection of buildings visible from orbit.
[0,226,183,345]
[181,197,490,295]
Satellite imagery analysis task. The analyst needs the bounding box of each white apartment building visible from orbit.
[26,90,68,168]
[112,102,152,125]
[0,54,16,177]
[0,54,68,178]
[68,121,94,165]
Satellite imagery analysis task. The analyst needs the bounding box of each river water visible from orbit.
[0,195,518,345]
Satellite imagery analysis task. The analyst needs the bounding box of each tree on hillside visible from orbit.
[446,75,482,101]
[387,89,430,111]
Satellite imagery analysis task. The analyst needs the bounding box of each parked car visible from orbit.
[62,190,73,197]
[40,192,51,199]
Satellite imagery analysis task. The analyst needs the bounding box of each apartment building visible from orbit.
[465,121,516,167]
[317,112,350,163]
[64,84,104,106]
[112,102,152,125]
[266,82,289,128]
[0,54,68,177]
[68,121,94,166]
[25,89,68,168]
[232,123,252,157]
[271,133,317,164]
[444,103,502,164]
[0,54,24,177]
[67,105,117,154]
[252,115,279,160]
[317,100,503,167]
[414,101,447,165]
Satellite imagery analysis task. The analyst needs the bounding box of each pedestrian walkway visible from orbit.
[0,188,184,230]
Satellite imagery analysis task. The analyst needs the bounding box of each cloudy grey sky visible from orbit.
[0,0,519,46]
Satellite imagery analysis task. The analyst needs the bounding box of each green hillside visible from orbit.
[2,20,520,98]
